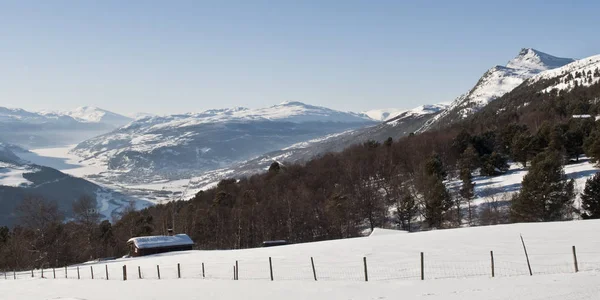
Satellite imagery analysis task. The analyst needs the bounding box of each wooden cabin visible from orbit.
[127,234,194,257]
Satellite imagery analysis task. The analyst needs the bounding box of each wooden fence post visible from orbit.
[53,268,56,279]
[31,269,33,278]
[572,246,579,273]
[123,265,127,281]
[77,267,80,280]
[13,270,16,280]
[311,257,317,281]
[269,257,273,281]
[157,265,161,280]
[490,251,495,278]
[65,266,68,279]
[235,261,239,280]
[138,266,142,279]
[177,263,181,279]
[420,252,424,280]
[520,235,533,276]
[202,263,205,279]
[90,266,94,279]
[41,268,44,278]
[363,257,368,282]
[233,265,236,280]
[105,265,109,280]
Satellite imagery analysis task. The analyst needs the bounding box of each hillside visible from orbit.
[418,48,574,132]
[3,220,600,299]
[0,142,145,226]
[71,102,376,185]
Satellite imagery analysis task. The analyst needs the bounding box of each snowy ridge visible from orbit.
[362,108,407,121]
[41,106,132,126]
[528,54,600,93]
[418,48,574,132]
[387,103,448,127]
[127,102,372,131]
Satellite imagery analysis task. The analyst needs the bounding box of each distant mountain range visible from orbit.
[0,106,132,147]
[71,101,377,184]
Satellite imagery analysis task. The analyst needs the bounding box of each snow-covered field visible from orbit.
[3,220,600,299]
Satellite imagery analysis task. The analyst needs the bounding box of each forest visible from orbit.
[1,77,600,272]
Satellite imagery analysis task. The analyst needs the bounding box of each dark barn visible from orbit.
[127,234,194,257]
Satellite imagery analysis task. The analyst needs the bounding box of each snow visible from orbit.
[3,220,600,299]
[41,106,132,124]
[0,162,38,187]
[16,145,108,178]
[527,54,600,93]
[386,104,448,127]
[128,234,194,249]
[418,49,575,132]
[2,273,600,300]
[137,102,372,131]
[447,158,599,211]
[362,108,407,122]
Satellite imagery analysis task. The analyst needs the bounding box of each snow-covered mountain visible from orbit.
[72,102,376,184]
[0,106,131,147]
[418,48,574,132]
[362,108,407,122]
[47,106,132,126]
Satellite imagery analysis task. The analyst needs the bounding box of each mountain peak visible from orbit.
[507,48,574,71]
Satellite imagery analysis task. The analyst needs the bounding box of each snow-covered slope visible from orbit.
[529,54,600,93]
[71,102,375,185]
[52,106,132,126]
[418,48,574,132]
[362,108,407,121]
[6,220,600,300]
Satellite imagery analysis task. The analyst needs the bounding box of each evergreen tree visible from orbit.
[458,145,479,172]
[510,151,575,222]
[581,173,600,219]
[584,124,600,164]
[268,161,281,173]
[384,137,393,147]
[422,174,453,229]
[480,152,509,176]
[459,167,475,225]
[511,132,531,167]
[425,153,447,179]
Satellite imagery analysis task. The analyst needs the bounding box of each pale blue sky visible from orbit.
[0,0,598,115]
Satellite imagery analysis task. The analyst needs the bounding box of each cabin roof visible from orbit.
[127,234,194,249]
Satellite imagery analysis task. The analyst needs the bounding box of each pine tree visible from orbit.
[511,132,531,167]
[458,147,477,225]
[510,150,575,222]
[422,174,452,229]
[425,153,447,179]
[584,125,600,165]
[581,173,600,219]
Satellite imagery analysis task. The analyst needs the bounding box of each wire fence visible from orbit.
[3,246,600,282]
